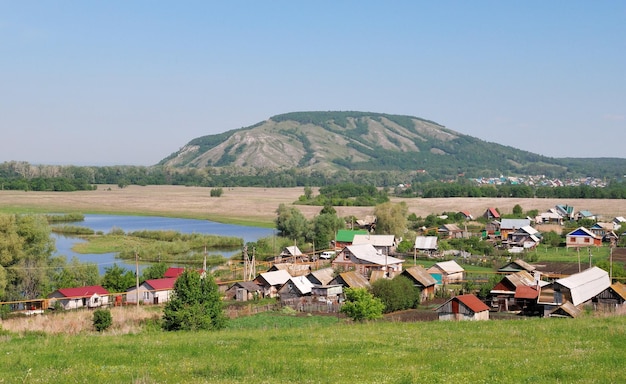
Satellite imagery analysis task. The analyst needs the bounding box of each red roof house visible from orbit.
[435,294,490,321]
[126,277,177,305]
[48,285,110,310]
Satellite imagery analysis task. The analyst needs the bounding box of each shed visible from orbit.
[224,281,262,301]
[401,265,437,301]
[306,267,335,286]
[254,270,292,298]
[427,260,465,284]
[435,294,490,321]
[278,276,314,301]
[498,259,536,273]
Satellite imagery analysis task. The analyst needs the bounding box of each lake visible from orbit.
[53,214,276,275]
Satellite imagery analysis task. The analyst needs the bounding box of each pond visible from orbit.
[53,214,276,275]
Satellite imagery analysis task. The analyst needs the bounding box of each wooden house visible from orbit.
[224,281,263,301]
[48,285,110,310]
[331,243,403,277]
[435,294,490,321]
[565,227,602,248]
[438,223,463,239]
[413,236,438,257]
[401,265,437,301]
[126,278,176,305]
[498,259,536,274]
[489,271,544,311]
[538,267,610,312]
[483,207,500,220]
[279,246,307,262]
[254,270,292,298]
[499,219,531,240]
[459,211,474,220]
[278,276,314,302]
[506,225,541,249]
[514,285,542,316]
[427,260,465,284]
[590,222,615,238]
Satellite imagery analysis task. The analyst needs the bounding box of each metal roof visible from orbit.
[402,266,437,287]
[335,229,368,243]
[500,218,531,230]
[352,234,395,247]
[307,268,335,285]
[332,271,370,288]
[345,243,403,266]
[258,270,292,286]
[414,236,438,250]
[144,278,177,291]
[556,266,610,306]
[431,260,464,274]
[287,276,314,295]
[53,285,109,298]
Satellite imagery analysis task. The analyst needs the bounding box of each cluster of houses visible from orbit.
[44,203,626,322]
[473,175,609,188]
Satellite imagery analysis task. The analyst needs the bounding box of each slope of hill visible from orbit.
[159,111,626,179]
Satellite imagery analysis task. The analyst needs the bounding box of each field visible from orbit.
[2,184,626,226]
[1,311,626,383]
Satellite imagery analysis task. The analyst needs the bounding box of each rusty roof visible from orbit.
[514,285,539,300]
[402,265,437,287]
[332,271,370,288]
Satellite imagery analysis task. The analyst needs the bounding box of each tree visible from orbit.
[312,213,344,251]
[141,262,169,281]
[340,287,384,321]
[162,269,226,331]
[101,264,136,294]
[93,308,112,332]
[512,204,523,217]
[275,204,308,242]
[374,202,408,237]
[52,257,100,289]
[371,276,420,313]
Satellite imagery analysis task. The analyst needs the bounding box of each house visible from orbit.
[590,222,615,238]
[48,285,110,310]
[555,204,575,221]
[254,270,292,298]
[224,281,263,301]
[427,260,465,284]
[483,207,500,220]
[267,263,311,277]
[499,219,531,240]
[413,236,438,256]
[435,294,490,321]
[506,225,541,249]
[306,267,335,286]
[565,227,602,248]
[126,278,176,305]
[489,271,545,311]
[278,276,314,302]
[438,223,463,239]
[612,216,626,228]
[334,229,369,249]
[459,211,474,220]
[576,210,596,221]
[329,271,370,289]
[538,267,610,310]
[352,234,396,254]
[355,215,377,231]
[594,282,626,311]
[482,220,501,239]
[401,265,438,301]
[279,246,308,262]
[164,267,185,278]
[331,243,404,277]
[498,259,536,273]
[535,210,563,225]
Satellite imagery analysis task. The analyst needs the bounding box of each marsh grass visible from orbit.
[1,310,626,383]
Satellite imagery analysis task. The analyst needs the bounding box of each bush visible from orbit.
[93,309,113,332]
[210,188,223,197]
[371,276,420,313]
[340,288,384,321]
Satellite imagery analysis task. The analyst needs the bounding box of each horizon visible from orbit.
[2,2,624,166]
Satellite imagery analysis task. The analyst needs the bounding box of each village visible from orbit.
[36,202,626,323]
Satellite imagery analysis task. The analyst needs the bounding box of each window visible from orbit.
[584,238,590,243]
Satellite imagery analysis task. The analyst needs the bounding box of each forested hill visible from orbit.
[159,111,626,180]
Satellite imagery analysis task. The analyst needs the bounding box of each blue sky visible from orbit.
[1,1,625,166]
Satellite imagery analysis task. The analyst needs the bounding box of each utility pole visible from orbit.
[135,251,139,308]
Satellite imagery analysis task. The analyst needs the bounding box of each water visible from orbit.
[53,214,275,275]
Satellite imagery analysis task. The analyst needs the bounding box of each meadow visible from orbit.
[1,310,626,383]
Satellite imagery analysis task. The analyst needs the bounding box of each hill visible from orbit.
[159,111,626,180]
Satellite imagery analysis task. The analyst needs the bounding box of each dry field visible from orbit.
[2,185,626,225]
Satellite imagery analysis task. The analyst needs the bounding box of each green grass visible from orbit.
[2,313,626,383]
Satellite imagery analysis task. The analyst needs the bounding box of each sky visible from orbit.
[1,1,625,166]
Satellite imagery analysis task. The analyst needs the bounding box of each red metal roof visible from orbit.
[144,278,177,291]
[455,294,490,313]
[164,267,185,278]
[56,285,109,298]
[514,285,539,300]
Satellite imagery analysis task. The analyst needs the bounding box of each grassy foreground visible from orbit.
[2,313,626,383]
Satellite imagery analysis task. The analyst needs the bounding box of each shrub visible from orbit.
[210,188,223,197]
[340,288,384,321]
[93,309,113,332]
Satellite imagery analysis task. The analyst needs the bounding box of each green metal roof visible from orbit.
[336,229,368,242]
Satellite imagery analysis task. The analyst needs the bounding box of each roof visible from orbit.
[498,259,536,273]
[555,266,610,306]
[610,282,626,300]
[578,210,594,217]
[369,270,387,283]
[144,278,177,291]
[307,268,335,285]
[257,270,292,286]
[164,267,185,278]
[332,271,370,288]
[486,207,500,218]
[430,260,464,274]
[414,236,438,250]
[345,243,403,266]
[439,223,462,232]
[269,263,311,276]
[566,227,601,239]
[352,234,395,247]
[54,285,109,298]
[548,301,582,318]
[280,246,303,256]
[436,294,489,313]
[231,281,262,292]
[500,218,531,230]
[285,276,314,295]
[335,229,369,243]
[514,285,539,300]
[402,266,437,287]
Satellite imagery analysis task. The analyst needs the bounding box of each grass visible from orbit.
[1,311,626,383]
